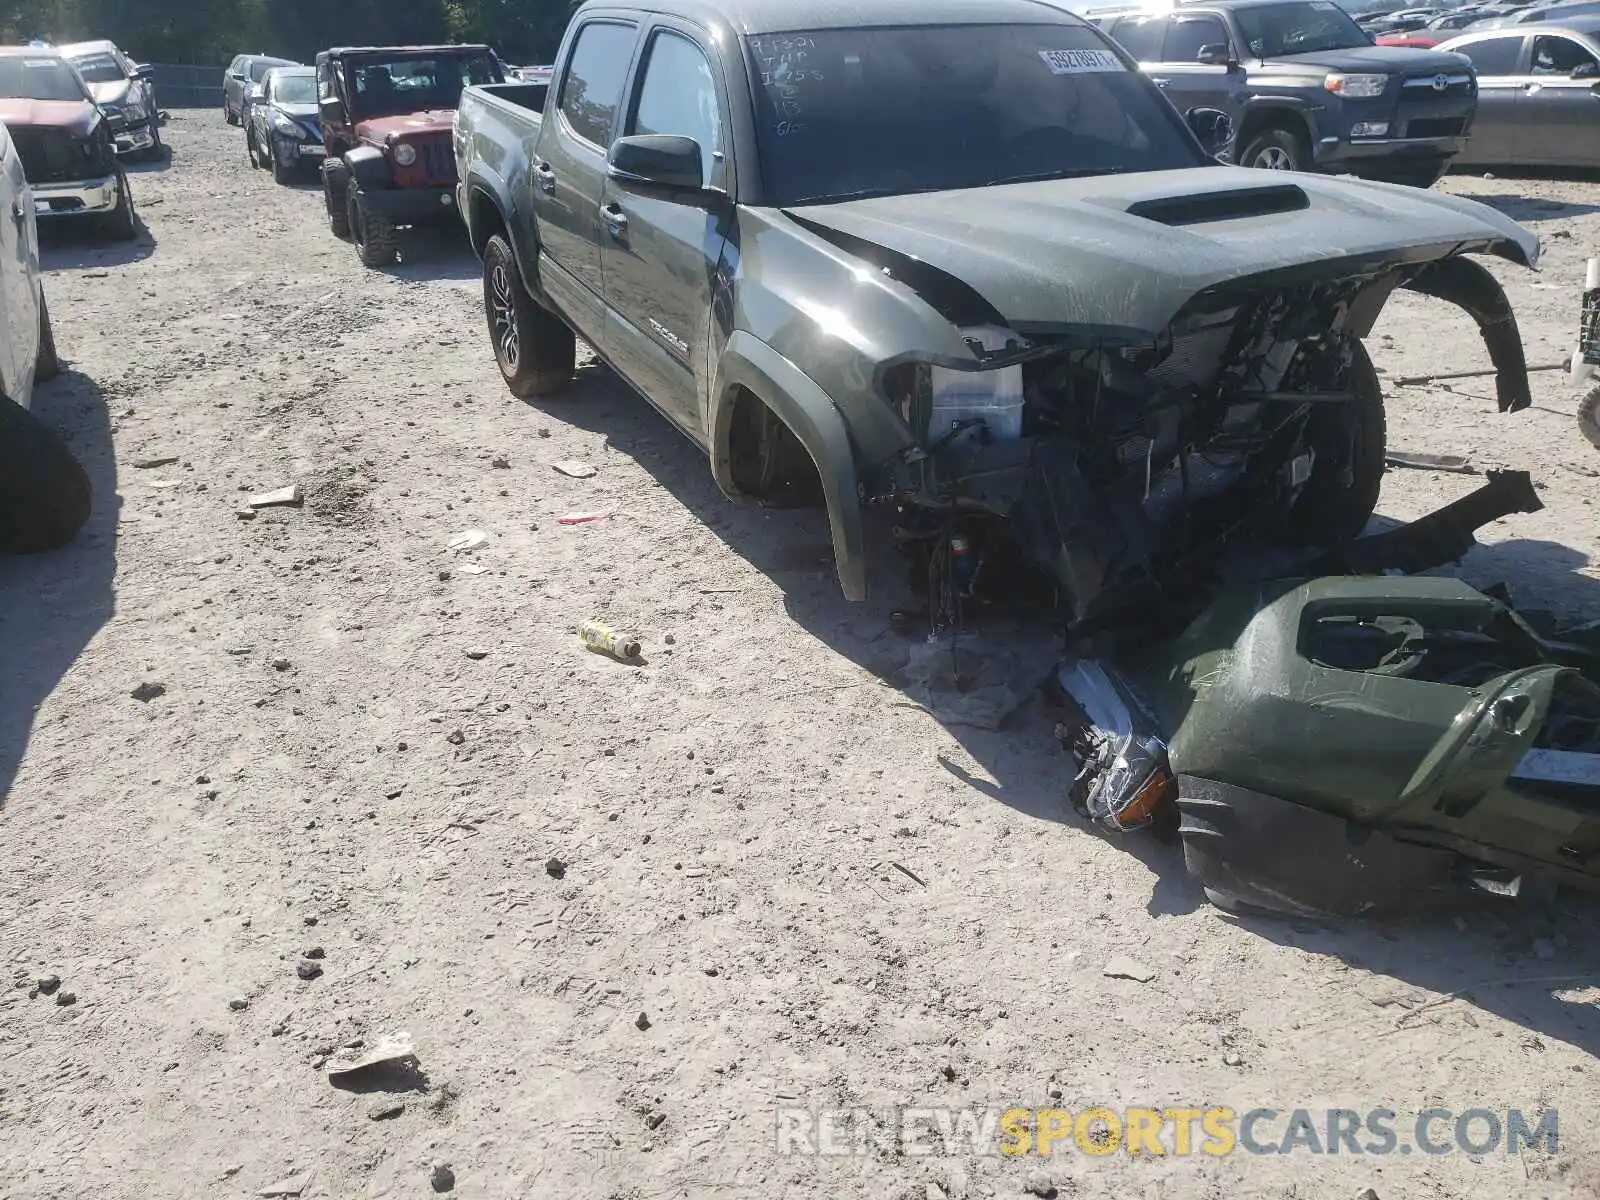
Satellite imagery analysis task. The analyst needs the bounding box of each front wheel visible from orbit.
[482,234,575,398]
[348,189,397,268]
[143,120,164,163]
[1579,385,1600,452]
[271,144,294,185]
[100,169,138,242]
[1286,340,1386,543]
[1239,126,1306,173]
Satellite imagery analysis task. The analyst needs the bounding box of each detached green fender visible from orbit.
[709,331,866,601]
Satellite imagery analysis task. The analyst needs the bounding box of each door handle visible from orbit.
[10,199,23,226]
[1523,82,1543,94]
[533,160,555,194]
[1151,77,1171,88]
[601,202,628,239]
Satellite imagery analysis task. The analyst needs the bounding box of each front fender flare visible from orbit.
[711,331,867,601]
[342,144,390,192]
[1402,256,1531,413]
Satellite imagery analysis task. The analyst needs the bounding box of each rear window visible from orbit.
[345,53,500,117]
[559,22,637,147]
[1107,16,1168,59]
[1452,34,1523,73]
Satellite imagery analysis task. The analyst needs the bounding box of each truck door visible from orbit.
[597,23,731,441]
[533,19,639,348]
[0,121,40,407]
[1152,12,1245,124]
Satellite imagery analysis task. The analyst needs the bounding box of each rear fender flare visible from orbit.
[465,169,537,292]
[1402,256,1531,413]
[342,144,390,193]
[710,331,866,601]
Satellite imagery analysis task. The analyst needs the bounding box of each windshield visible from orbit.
[747,24,1204,206]
[1234,3,1372,55]
[0,57,86,102]
[345,53,501,117]
[68,51,125,84]
[274,73,316,104]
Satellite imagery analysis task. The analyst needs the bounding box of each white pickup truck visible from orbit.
[0,116,89,554]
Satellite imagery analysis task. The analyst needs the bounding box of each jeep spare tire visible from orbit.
[482,234,575,398]
[0,394,91,554]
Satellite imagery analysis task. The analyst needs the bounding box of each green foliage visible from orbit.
[2,0,569,65]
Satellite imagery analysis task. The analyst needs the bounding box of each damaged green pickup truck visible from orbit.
[457,0,1595,911]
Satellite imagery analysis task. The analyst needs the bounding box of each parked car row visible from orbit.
[223,41,508,269]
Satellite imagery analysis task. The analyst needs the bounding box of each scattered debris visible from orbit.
[132,456,179,469]
[926,1184,948,1200]
[890,861,927,888]
[1023,1169,1057,1198]
[580,620,640,661]
[296,960,323,981]
[558,510,616,525]
[304,946,325,960]
[368,1099,405,1121]
[465,649,489,660]
[491,454,510,469]
[270,657,291,672]
[635,1011,652,1031]
[36,974,60,996]
[247,485,303,509]
[236,508,257,521]
[53,991,77,1007]
[456,562,487,575]
[1385,450,1477,474]
[131,681,167,702]
[552,460,597,478]
[430,1162,456,1193]
[229,997,250,1011]
[257,1172,311,1198]
[645,1110,666,1130]
[1102,956,1157,984]
[222,1165,243,1179]
[902,636,1045,730]
[446,729,466,746]
[1222,1050,1244,1067]
[447,529,489,554]
[545,857,567,879]
[325,1031,416,1082]
[1357,1190,1380,1200]
[1053,661,1174,833]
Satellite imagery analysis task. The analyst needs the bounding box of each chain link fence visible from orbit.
[147,64,225,111]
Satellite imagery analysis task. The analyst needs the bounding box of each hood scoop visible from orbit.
[1126,183,1309,228]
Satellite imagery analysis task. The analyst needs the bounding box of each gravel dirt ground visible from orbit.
[4,112,1600,1200]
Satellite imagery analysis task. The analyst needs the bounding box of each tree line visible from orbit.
[0,0,574,66]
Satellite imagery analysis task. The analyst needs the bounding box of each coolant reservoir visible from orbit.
[928,325,1025,446]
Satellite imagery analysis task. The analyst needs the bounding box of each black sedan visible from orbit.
[1441,18,1600,166]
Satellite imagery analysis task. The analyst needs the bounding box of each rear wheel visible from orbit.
[1579,385,1600,452]
[143,120,164,163]
[323,164,350,239]
[349,189,397,268]
[0,392,91,554]
[1239,125,1306,173]
[1286,340,1386,543]
[482,234,575,398]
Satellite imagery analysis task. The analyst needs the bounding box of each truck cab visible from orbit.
[315,44,503,267]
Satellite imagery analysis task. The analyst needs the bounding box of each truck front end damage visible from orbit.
[870,247,1533,639]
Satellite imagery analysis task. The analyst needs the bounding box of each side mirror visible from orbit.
[319,96,348,125]
[134,63,153,78]
[1196,43,1234,66]
[250,85,266,103]
[228,71,246,81]
[1573,62,1599,79]
[608,133,704,192]
[1186,106,1234,157]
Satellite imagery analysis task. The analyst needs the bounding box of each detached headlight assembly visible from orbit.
[1325,72,1389,98]
[392,142,418,167]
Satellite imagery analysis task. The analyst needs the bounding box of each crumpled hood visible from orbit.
[272,102,320,135]
[0,97,97,133]
[782,166,1537,339]
[85,79,131,107]
[357,111,454,144]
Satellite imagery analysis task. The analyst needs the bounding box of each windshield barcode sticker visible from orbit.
[1038,48,1125,74]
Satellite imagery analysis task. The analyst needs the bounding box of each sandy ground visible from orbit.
[3,112,1600,1200]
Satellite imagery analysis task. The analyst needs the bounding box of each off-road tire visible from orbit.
[324,165,351,239]
[728,393,822,505]
[100,169,137,242]
[0,393,91,554]
[1239,125,1306,173]
[348,190,398,268]
[36,295,60,382]
[1579,385,1600,452]
[482,234,575,398]
[1287,340,1386,543]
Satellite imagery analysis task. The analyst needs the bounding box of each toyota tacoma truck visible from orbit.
[0,45,138,241]
[315,43,503,267]
[1097,0,1477,187]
